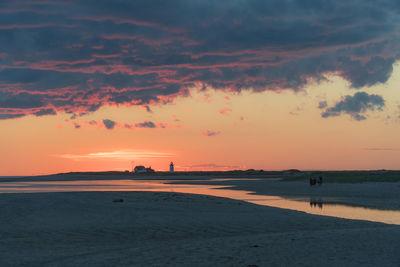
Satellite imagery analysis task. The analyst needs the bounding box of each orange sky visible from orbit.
[1,66,399,176]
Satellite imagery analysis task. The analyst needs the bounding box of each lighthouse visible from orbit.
[169,162,174,173]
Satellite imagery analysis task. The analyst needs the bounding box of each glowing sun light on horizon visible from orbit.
[58,150,175,161]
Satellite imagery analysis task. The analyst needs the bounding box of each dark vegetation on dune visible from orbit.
[281,170,400,183]
[58,169,400,183]
[3,169,398,183]
[61,169,294,177]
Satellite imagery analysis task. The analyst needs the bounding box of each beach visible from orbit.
[1,177,400,266]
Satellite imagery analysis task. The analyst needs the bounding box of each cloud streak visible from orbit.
[362,148,400,151]
[59,150,174,160]
[219,107,232,115]
[182,163,240,170]
[70,119,179,130]
[135,121,156,128]
[202,130,221,137]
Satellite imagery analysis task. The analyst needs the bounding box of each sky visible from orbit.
[0,0,400,175]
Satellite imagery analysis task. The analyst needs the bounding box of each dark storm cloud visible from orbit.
[321,92,385,120]
[0,113,25,120]
[0,91,44,109]
[102,119,116,129]
[0,0,400,119]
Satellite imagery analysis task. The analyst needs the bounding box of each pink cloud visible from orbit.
[101,34,173,47]
[172,115,180,122]
[219,107,232,115]
[92,45,104,50]
[91,54,121,59]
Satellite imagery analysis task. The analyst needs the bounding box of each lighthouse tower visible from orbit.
[169,162,174,173]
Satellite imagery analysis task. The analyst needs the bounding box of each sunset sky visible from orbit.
[1,0,400,175]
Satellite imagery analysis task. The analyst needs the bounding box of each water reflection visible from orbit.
[0,179,399,225]
[310,198,323,209]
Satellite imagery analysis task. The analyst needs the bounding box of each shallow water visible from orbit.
[0,179,399,225]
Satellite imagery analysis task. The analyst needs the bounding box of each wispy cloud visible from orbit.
[362,148,400,151]
[219,107,232,115]
[135,121,156,128]
[289,106,303,116]
[182,163,240,170]
[59,150,174,161]
[73,122,81,129]
[202,130,221,137]
[68,119,180,130]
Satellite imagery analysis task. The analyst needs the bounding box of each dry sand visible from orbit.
[1,190,399,266]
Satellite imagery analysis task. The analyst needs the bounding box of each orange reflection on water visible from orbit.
[0,179,399,225]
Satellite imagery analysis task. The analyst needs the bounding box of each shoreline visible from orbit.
[169,179,400,211]
[2,173,399,210]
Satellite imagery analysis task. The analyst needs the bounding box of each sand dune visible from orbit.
[1,191,399,266]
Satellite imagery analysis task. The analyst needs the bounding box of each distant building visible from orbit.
[170,162,174,173]
[134,165,146,173]
[134,165,155,173]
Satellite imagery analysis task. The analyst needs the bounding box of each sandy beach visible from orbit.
[1,180,400,266]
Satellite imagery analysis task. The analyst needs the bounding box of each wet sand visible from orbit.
[1,190,399,266]
[170,178,400,210]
